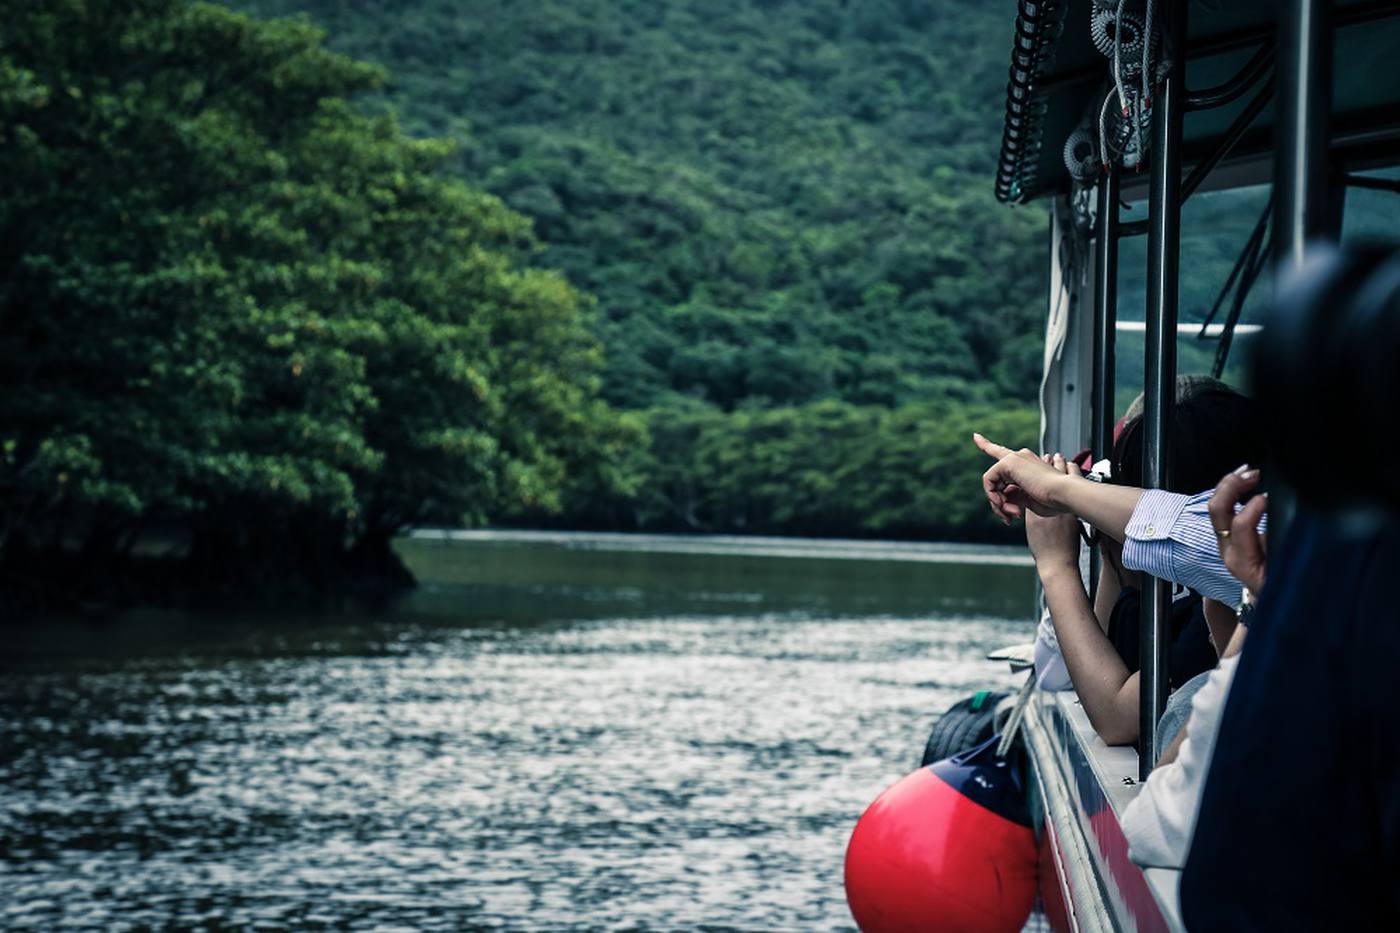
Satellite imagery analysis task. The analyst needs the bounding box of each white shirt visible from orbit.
[1033,605,1075,691]
[1121,654,1241,868]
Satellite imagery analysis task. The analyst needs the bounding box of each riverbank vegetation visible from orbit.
[0,1,637,610]
[226,0,1047,529]
[2,0,1041,610]
[542,401,1037,540]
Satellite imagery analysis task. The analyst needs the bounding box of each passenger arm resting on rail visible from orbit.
[1025,454,1140,745]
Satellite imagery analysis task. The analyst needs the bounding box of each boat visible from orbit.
[988,1,1400,929]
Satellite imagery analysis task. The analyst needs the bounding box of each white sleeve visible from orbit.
[1033,605,1075,692]
[1122,655,1241,868]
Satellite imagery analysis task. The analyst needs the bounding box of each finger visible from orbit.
[1207,488,1234,561]
[1231,493,1268,544]
[986,486,1004,515]
[973,432,1014,460]
[1003,485,1026,519]
[983,464,1003,505]
[983,465,1011,523]
[1208,466,1261,539]
[1051,452,1066,473]
[1229,494,1269,584]
[1065,459,1083,478]
[988,491,1012,525]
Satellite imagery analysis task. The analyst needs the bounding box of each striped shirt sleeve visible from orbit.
[1121,489,1254,605]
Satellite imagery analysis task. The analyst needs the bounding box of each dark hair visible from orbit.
[1111,387,1266,494]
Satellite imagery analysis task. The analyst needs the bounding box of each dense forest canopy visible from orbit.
[0,0,637,607]
[221,0,1046,539]
[2,0,1050,611]
[233,0,1049,411]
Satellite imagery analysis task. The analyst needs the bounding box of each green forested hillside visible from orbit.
[236,0,1046,412]
[221,0,1045,538]
[0,0,1292,616]
[0,0,1046,615]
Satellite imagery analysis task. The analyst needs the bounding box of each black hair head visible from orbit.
[1110,387,1266,494]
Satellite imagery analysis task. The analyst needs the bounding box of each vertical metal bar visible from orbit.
[1273,0,1332,275]
[1090,172,1120,600]
[1037,208,1058,626]
[1269,0,1333,549]
[1139,1,1186,779]
[1092,173,1120,478]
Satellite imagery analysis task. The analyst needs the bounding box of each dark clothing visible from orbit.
[1107,587,1218,691]
[1181,511,1400,931]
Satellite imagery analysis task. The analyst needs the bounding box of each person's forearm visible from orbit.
[1039,562,1139,745]
[1157,723,1188,767]
[1221,622,1248,659]
[1049,475,1145,543]
[1092,553,1121,634]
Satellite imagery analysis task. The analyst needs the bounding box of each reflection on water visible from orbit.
[1,534,1033,930]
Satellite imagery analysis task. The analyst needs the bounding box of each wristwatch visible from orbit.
[1237,586,1257,627]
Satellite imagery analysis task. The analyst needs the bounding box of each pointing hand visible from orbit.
[972,433,1072,525]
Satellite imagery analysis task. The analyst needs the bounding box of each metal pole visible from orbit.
[1090,171,1120,599]
[1269,0,1333,550]
[1139,0,1186,779]
[1273,0,1332,274]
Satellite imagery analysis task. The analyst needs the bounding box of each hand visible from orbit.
[972,433,1071,524]
[1025,453,1083,569]
[1208,465,1268,595]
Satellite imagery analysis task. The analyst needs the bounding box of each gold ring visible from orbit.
[1215,527,1231,539]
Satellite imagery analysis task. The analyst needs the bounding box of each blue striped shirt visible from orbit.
[1120,489,1264,605]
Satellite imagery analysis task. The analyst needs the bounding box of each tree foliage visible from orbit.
[2,0,1053,612]
[0,0,632,601]
[221,0,1047,542]
[544,401,1039,540]
[233,0,1048,411]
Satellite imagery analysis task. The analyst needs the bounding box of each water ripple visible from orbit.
[2,607,1026,930]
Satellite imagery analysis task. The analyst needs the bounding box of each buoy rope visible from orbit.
[996,672,1038,759]
[1112,0,1130,117]
[1142,0,1156,107]
[1097,88,1116,168]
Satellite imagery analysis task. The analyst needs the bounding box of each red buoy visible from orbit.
[844,737,1037,933]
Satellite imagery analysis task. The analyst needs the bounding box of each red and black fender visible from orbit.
[844,736,1038,933]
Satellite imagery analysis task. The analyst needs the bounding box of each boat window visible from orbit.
[1342,166,1400,241]
[1107,167,1400,421]
[1112,184,1273,416]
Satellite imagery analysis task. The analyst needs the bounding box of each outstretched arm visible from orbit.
[973,433,1145,540]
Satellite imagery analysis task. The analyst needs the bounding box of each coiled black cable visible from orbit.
[996,0,1069,202]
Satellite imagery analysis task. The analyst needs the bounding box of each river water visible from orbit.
[1,532,1034,931]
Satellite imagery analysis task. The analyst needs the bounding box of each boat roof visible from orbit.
[996,0,1400,204]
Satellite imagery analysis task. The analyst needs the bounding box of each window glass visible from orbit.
[1112,183,1272,419]
[1104,167,1399,446]
[1342,166,1400,240]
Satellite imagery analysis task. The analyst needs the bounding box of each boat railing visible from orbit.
[1021,689,1185,932]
